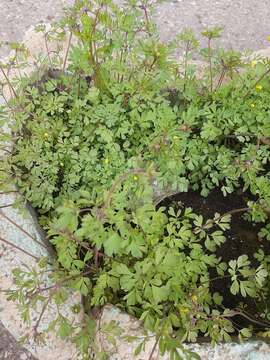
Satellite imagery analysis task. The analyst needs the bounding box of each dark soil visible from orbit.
[158,187,270,332]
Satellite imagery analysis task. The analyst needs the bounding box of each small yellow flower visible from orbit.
[104,158,109,164]
[60,162,64,166]
[250,103,255,108]
[191,295,198,303]
[173,136,178,140]
[133,175,138,181]
[256,84,263,91]
[267,35,270,42]
[44,132,48,138]
[251,60,257,68]
[71,304,81,314]
[179,306,189,314]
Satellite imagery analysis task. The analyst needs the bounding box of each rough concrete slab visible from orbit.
[1,0,270,58]
[0,27,81,359]
[0,321,36,360]
[154,0,270,52]
[0,193,81,360]
[99,305,270,360]
[0,0,73,57]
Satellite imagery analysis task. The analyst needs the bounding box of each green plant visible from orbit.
[1,0,270,359]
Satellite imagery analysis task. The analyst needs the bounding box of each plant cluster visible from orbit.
[1,0,270,359]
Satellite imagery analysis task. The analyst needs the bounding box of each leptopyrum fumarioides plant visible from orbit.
[1,0,270,358]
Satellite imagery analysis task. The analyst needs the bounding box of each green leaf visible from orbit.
[230,280,239,295]
[73,277,91,296]
[229,260,237,271]
[205,236,216,252]
[134,341,144,356]
[211,230,226,246]
[237,255,250,268]
[240,281,256,297]
[84,251,92,263]
[194,215,203,227]
[152,285,168,304]
[86,87,100,103]
[255,266,268,287]
[103,233,122,256]
[115,263,131,275]
[59,319,72,338]
[212,292,223,305]
[45,79,57,92]
[239,327,252,338]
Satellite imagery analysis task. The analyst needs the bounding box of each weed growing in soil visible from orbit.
[1,0,270,358]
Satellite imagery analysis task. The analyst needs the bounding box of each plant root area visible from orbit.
[158,188,270,333]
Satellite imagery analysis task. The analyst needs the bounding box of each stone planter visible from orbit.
[0,25,81,360]
[98,305,270,360]
[1,25,270,360]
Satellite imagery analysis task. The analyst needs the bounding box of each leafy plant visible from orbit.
[1,0,270,359]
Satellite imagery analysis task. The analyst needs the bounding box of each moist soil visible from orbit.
[158,187,270,332]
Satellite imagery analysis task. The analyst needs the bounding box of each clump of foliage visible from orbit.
[1,0,270,358]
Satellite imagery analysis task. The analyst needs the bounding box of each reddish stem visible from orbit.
[0,236,40,261]
[0,210,50,251]
[0,203,14,209]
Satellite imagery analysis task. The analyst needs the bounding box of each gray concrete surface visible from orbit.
[0,0,270,57]
[155,0,270,52]
[0,0,73,57]
[0,321,36,360]
[0,0,270,359]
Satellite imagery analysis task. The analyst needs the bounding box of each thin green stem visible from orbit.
[215,68,225,90]
[15,51,23,80]
[44,33,52,67]
[62,31,73,72]
[243,66,270,99]
[33,297,50,337]
[183,41,190,93]
[0,64,18,98]
[216,309,270,327]
[208,38,213,92]
[28,268,95,297]
[202,207,249,229]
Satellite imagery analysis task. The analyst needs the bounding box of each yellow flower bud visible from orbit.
[250,60,257,68]
[256,84,263,91]
[191,295,198,303]
[44,132,48,137]
[250,103,255,108]
[133,175,138,181]
[179,306,189,313]
[104,158,109,164]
